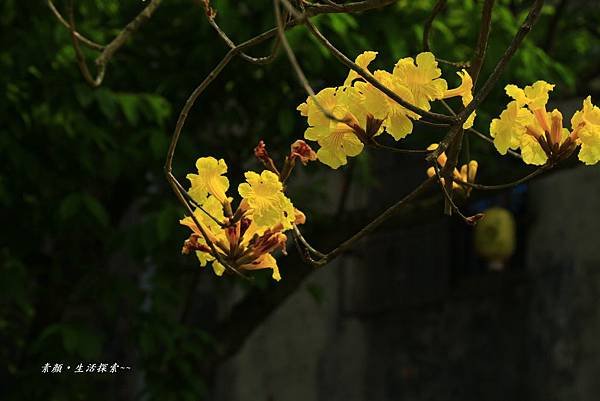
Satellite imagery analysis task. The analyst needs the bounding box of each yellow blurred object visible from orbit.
[473,207,516,271]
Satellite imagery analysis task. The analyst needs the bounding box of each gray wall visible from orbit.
[216,166,600,401]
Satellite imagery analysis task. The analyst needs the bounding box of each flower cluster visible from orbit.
[180,156,305,281]
[297,51,476,168]
[490,81,600,165]
[426,143,478,197]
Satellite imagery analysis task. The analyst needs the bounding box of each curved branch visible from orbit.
[206,17,281,65]
[454,167,547,190]
[303,19,456,123]
[469,0,495,85]
[274,0,346,123]
[467,128,523,160]
[303,0,398,14]
[66,0,163,87]
[296,177,436,267]
[423,0,447,52]
[458,0,545,122]
[48,0,104,51]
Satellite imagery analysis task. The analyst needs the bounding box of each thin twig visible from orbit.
[423,0,447,52]
[48,0,105,51]
[295,177,436,267]
[469,0,495,86]
[303,19,457,123]
[167,172,248,280]
[542,0,569,53]
[206,16,281,65]
[292,225,326,258]
[67,0,163,87]
[371,139,429,154]
[432,162,471,223]
[453,167,546,190]
[274,0,346,123]
[440,99,522,160]
[163,27,290,279]
[173,178,226,227]
[458,0,545,122]
[467,127,523,159]
[303,0,398,14]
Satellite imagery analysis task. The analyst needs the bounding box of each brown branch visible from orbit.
[467,127,523,160]
[422,0,471,68]
[441,127,464,215]
[432,161,472,223]
[453,167,547,190]
[206,16,281,65]
[47,0,104,51]
[423,0,447,52]
[274,0,346,123]
[66,0,163,87]
[167,172,248,280]
[458,0,545,122]
[469,0,495,86]
[164,27,280,175]
[543,0,569,53]
[303,0,398,14]
[303,18,457,123]
[371,139,429,154]
[295,177,436,267]
[213,191,443,364]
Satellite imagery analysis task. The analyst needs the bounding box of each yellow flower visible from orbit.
[238,170,296,232]
[518,109,569,165]
[425,143,478,196]
[298,87,365,169]
[179,198,227,270]
[240,253,281,281]
[572,96,600,165]
[181,158,304,281]
[392,52,448,111]
[356,70,417,141]
[490,101,533,155]
[444,69,476,129]
[519,133,549,166]
[505,80,555,109]
[186,157,230,205]
[343,51,378,87]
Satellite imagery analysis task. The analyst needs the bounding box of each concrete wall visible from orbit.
[216,166,600,401]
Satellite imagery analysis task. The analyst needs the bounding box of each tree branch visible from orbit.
[65,0,163,87]
[47,0,104,51]
[303,18,456,123]
[458,0,545,122]
[469,0,495,85]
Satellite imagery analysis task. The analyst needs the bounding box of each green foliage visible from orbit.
[0,0,597,399]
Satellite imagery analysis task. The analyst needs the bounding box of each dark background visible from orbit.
[1,0,599,400]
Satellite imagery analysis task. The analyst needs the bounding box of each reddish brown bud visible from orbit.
[181,234,211,255]
[290,140,317,165]
[254,140,279,175]
[466,213,486,226]
[201,0,217,19]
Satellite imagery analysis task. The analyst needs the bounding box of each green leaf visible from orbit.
[95,88,118,120]
[81,194,109,228]
[118,93,140,126]
[156,206,175,243]
[59,193,81,221]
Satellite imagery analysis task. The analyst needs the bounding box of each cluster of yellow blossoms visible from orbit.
[297,51,475,169]
[179,49,600,282]
[491,81,600,165]
[179,156,306,281]
[426,143,478,198]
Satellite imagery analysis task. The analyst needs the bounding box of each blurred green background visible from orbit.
[1,0,598,399]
